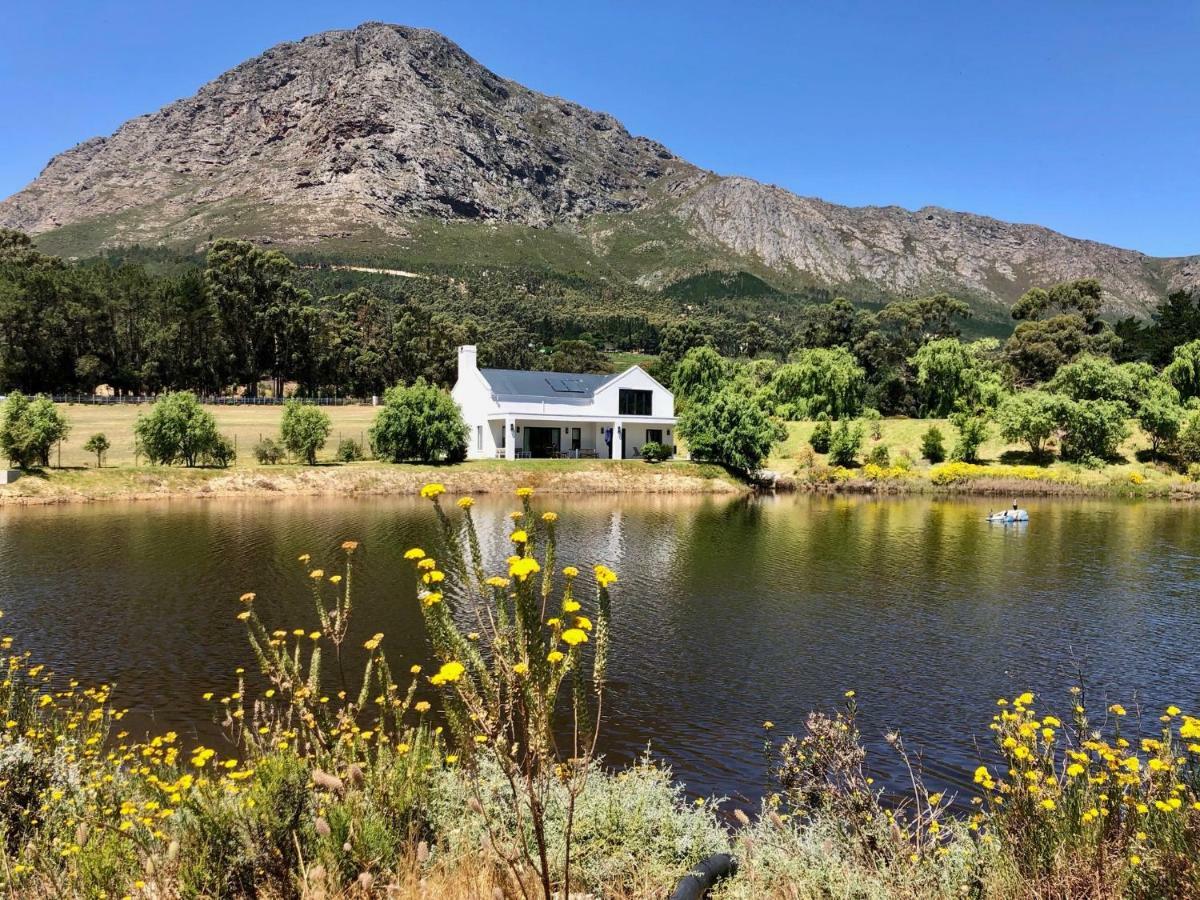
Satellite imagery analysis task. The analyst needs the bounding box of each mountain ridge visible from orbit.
[2,21,1196,318]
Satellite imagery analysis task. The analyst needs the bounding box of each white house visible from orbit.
[451,345,677,460]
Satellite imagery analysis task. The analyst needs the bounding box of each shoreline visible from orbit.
[0,459,745,506]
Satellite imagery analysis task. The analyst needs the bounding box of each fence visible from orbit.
[41,395,374,407]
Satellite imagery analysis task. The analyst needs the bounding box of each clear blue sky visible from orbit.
[3,1,1196,256]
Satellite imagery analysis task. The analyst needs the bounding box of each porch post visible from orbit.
[505,416,516,460]
[612,419,624,460]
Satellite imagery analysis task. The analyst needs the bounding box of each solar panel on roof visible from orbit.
[546,378,587,393]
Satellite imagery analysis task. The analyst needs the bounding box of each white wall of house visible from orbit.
[451,345,677,460]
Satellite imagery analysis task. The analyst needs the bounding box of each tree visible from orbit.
[672,346,727,409]
[1056,398,1131,463]
[920,425,946,463]
[995,391,1060,458]
[1164,340,1200,401]
[949,409,989,463]
[1012,278,1104,325]
[809,415,833,453]
[909,338,980,416]
[0,392,70,468]
[767,347,866,420]
[280,400,331,465]
[1048,355,1138,405]
[134,392,224,467]
[827,419,865,467]
[545,340,613,375]
[676,389,785,474]
[369,379,468,464]
[1137,379,1184,455]
[83,433,110,468]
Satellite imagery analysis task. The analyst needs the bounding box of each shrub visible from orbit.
[280,400,331,465]
[134,392,226,467]
[203,434,236,468]
[336,438,364,463]
[82,432,110,467]
[919,425,946,463]
[253,437,286,465]
[677,388,786,474]
[949,410,989,463]
[1137,378,1184,455]
[1188,462,1200,482]
[639,441,671,463]
[808,415,833,453]
[1056,398,1130,463]
[0,392,70,468]
[865,443,890,466]
[369,379,468,464]
[996,390,1060,458]
[827,420,864,467]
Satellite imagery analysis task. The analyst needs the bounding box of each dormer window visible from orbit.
[618,389,652,416]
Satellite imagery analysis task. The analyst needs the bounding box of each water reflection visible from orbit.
[1,493,1198,804]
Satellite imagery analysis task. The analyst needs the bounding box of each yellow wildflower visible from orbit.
[561,628,588,646]
[420,483,446,500]
[509,557,541,581]
[515,487,534,498]
[239,592,256,603]
[547,650,565,664]
[510,530,529,544]
[363,633,384,652]
[562,599,581,613]
[594,564,618,587]
[431,661,465,685]
[562,566,579,578]
[404,548,426,560]
[542,511,558,522]
[457,496,474,509]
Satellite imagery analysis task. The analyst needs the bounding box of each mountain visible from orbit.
[2,21,1196,320]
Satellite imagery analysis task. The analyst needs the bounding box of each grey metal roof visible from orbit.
[479,368,618,400]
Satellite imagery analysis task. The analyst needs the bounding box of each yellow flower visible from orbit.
[547,650,565,664]
[509,557,541,581]
[422,571,445,584]
[1166,705,1181,717]
[329,575,342,584]
[431,661,465,684]
[542,511,558,522]
[573,616,593,631]
[421,591,443,607]
[763,721,774,730]
[474,734,488,744]
[308,632,321,640]
[404,548,426,560]
[298,554,311,563]
[594,564,618,588]
[1130,854,1142,866]
[239,592,256,603]
[1040,798,1056,811]
[341,540,359,551]
[510,530,529,544]
[309,569,324,579]
[561,628,588,646]
[515,487,534,498]
[235,611,251,621]
[452,496,474,511]
[513,662,528,675]
[485,576,510,588]
[562,599,581,613]
[562,566,579,578]
[1109,704,1127,717]
[415,701,431,713]
[1067,763,1085,777]
[1015,692,1035,707]
[363,633,384,651]
[445,754,459,764]
[417,557,437,570]
[410,664,422,674]
[420,483,446,500]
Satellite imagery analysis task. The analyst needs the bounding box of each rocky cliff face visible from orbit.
[1,21,1195,315]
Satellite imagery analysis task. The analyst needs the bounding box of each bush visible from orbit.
[135,392,228,467]
[1056,398,1130,463]
[203,434,236,468]
[639,441,671,463]
[370,379,468,464]
[865,443,890,467]
[949,410,989,463]
[1137,379,1184,455]
[995,390,1060,458]
[827,420,864,467]
[677,389,787,474]
[253,437,286,465]
[919,425,946,463]
[336,438,364,463]
[279,400,331,465]
[82,432,110,467]
[808,415,833,454]
[0,392,70,469]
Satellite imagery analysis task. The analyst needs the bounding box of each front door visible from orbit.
[524,427,559,458]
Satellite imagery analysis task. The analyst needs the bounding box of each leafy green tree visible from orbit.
[336,438,364,463]
[1056,398,1131,463]
[1048,355,1138,405]
[0,392,70,468]
[809,415,833,453]
[676,389,785,474]
[82,433,110,467]
[545,340,613,375]
[1012,278,1104,325]
[1164,340,1200,402]
[909,338,979,416]
[949,410,989,463]
[995,390,1060,458]
[767,347,865,420]
[920,425,946,463]
[279,400,331,465]
[827,420,865,467]
[134,392,224,467]
[369,379,468,464]
[672,346,727,408]
[1137,379,1184,455]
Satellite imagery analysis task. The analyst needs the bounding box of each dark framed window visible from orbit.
[571,427,582,451]
[646,429,663,445]
[619,389,653,416]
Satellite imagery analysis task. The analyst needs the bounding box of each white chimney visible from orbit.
[457,345,478,381]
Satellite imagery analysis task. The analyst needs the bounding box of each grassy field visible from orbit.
[45,402,379,468]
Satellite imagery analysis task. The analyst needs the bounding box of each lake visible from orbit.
[2,493,1198,806]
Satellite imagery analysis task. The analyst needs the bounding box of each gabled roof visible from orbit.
[479,368,618,400]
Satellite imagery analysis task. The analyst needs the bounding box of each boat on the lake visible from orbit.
[987,507,1029,524]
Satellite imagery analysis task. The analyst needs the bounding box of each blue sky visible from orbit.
[2,1,1196,256]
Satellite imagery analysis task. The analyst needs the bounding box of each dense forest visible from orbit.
[0,228,1197,420]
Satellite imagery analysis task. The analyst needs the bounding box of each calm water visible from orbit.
[2,493,1199,805]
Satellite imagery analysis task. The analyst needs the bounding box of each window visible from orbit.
[619,389,653,416]
[571,428,582,451]
[646,429,663,445]
[476,426,483,451]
